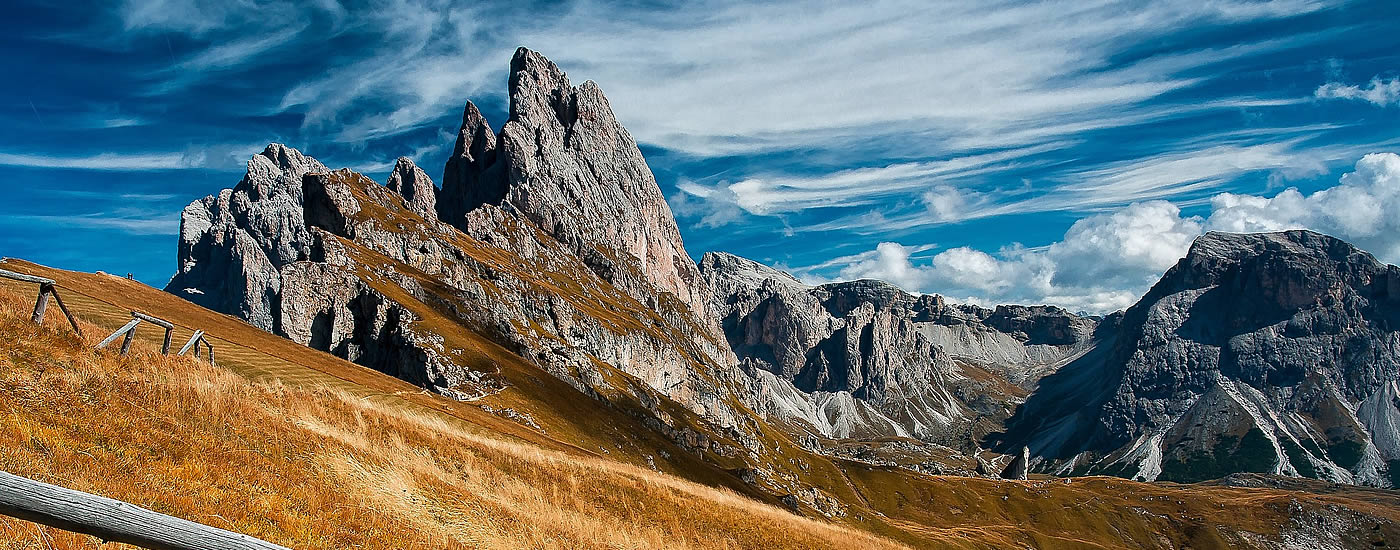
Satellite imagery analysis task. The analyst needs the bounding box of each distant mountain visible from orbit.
[700,251,1095,449]
[163,45,1400,497]
[989,230,1400,487]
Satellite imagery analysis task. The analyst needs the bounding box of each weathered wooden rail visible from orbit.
[95,310,215,365]
[0,470,290,550]
[177,328,216,364]
[0,268,81,337]
[1,270,252,546]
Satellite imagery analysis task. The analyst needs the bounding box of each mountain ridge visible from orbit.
[162,44,1400,523]
[991,229,1400,486]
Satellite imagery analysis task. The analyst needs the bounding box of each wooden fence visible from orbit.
[0,268,81,336]
[0,470,289,550]
[0,269,265,547]
[94,310,214,364]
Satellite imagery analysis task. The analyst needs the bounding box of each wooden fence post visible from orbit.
[30,286,49,324]
[0,269,81,337]
[47,286,82,337]
[120,329,136,355]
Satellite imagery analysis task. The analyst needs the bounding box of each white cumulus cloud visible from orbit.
[1207,152,1400,260]
[1315,76,1400,107]
[804,153,1400,314]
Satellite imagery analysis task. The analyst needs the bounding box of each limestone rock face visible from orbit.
[385,157,437,219]
[700,252,1089,446]
[166,143,328,331]
[436,48,711,322]
[437,101,500,226]
[996,230,1400,487]
[299,167,747,438]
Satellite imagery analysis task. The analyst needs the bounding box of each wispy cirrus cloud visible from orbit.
[711,137,1343,236]
[8,0,1391,292]
[0,142,267,172]
[108,0,1336,156]
[672,143,1064,220]
[12,213,180,235]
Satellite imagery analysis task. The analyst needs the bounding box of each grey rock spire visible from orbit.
[385,157,437,219]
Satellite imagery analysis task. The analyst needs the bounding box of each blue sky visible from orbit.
[3,0,1399,312]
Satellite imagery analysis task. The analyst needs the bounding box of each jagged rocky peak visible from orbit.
[237,143,328,203]
[997,229,1400,486]
[1152,230,1398,314]
[167,143,329,331]
[385,157,437,219]
[436,47,712,321]
[437,101,501,226]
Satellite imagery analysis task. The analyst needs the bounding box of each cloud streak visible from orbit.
[0,142,267,172]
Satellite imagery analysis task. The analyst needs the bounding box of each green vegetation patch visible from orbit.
[1158,428,1277,483]
[1280,438,1317,479]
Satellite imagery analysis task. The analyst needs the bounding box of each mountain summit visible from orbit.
[993,230,1400,485]
[436,48,711,321]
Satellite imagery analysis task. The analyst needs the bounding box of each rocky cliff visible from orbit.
[435,49,712,322]
[168,144,328,331]
[992,230,1400,487]
[700,251,1096,448]
[166,45,1400,496]
[167,49,893,507]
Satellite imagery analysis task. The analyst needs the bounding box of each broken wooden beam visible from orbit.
[177,330,205,356]
[0,470,290,550]
[96,319,142,350]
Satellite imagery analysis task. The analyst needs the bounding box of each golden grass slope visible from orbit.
[2,259,1399,549]
[0,281,906,549]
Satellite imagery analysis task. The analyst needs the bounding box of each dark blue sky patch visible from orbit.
[3,0,1399,312]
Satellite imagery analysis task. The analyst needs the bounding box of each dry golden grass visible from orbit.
[0,285,909,550]
[3,259,1399,550]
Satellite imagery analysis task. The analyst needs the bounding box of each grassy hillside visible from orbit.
[2,259,1399,549]
[0,275,904,549]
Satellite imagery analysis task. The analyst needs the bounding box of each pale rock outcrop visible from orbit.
[385,157,437,219]
[436,48,712,322]
[1000,446,1029,480]
[166,143,328,330]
